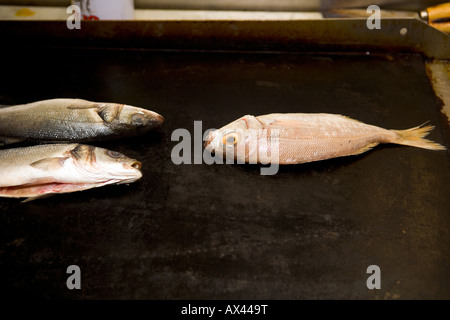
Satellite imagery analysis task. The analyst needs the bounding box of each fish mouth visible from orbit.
[122,161,143,175]
[154,113,164,124]
[117,176,142,185]
[124,105,165,128]
[151,112,165,127]
[146,110,164,128]
[116,169,143,184]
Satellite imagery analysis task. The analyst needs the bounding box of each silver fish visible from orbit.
[0,98,164,145]
[0,143,142,202]
[204,113,446,165]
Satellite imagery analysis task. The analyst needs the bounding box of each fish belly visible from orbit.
[0,183,92,198]
[276,133,386,164]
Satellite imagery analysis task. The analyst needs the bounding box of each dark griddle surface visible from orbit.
[0,48,449,299]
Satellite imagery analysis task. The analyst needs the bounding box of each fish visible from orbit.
[0,98,164,145]
[0,143,142,202]
[204,113,446,165]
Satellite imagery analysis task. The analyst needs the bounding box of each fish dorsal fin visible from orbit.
[268,119,307,128]
[65,99,97,109]
[336,114,363,123]
[30,157,69,171]
[264,114,363,128]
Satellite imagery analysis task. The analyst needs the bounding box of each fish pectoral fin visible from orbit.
[0,137,24,145]
[350,142,379,156]
[30,157,69,170]
[22,194,54,203]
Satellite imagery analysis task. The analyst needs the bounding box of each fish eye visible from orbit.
[222,132,239,146]
[132,113,145,125]
[107,150,124,159]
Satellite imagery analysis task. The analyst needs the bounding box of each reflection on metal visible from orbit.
[325,3,450,34]
[0,6,323,20]
[0,0,445,11]
[1,18,449,59]
[0,0,319,11]
[426,60,450,124]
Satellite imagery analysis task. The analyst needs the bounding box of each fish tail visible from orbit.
[391,124,446,150]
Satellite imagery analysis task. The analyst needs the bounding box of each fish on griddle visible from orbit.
[204,113,446,165]
[0,98,164,145]
[0,143,142,202]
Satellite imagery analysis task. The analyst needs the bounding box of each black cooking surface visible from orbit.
[0,47,449,299]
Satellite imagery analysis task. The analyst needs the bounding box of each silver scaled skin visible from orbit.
[0,98,164,145]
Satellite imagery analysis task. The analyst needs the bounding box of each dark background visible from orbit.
[0,47,449,299]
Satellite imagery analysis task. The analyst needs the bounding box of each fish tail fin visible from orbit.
[391,124,446,150]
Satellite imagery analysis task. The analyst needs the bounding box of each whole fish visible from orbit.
[0,143,142,202]
[0,98,164,145]
[204,113,446,164]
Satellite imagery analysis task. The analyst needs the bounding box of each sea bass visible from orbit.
[0,98,164,145]
[0,144,142,202]
[204,113,446,165]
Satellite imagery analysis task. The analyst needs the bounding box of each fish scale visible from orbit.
[0,98,164,144]
[205,113,445,165]
[0,103,110,140]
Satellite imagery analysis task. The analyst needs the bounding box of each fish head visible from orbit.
[118,105,164,131]
[96,103,164,135]
[69,144,142,184]
[204,115,263,162]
